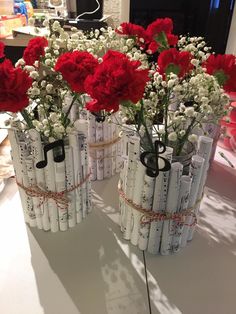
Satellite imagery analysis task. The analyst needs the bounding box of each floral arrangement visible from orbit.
[84,19,234,156]
[0,18,235,157]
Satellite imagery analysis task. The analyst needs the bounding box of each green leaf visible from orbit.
[213,69,229,87]
[165,63,180,76]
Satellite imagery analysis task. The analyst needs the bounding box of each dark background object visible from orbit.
[130,0,235,53]
[4,46,25,65]
[68,0,103,20]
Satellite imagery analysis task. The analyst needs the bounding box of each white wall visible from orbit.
[103,0,130,26]
[226,3,236,54]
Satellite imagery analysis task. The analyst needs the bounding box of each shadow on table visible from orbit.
[143,161,236,314]
[207,161,236,204]
[145,230,236,314]
[26,174,149,314]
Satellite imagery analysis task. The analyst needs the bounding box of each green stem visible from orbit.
[176,117,196,155]
[140,99,154,152]
[21,109,33,129]
[64,94,79,126]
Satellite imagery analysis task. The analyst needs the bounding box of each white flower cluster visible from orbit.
[178,35,211,64]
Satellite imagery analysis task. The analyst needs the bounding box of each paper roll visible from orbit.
[44,138,59,232]
[103,120,112,178]
[138,175,155,251]
[78,133,87,218]
[83,139,92,213]
[95,121,104,180]
[180,155,204,248]
[8,129,30,224]
[122,136,140,240]
[28,129,50,231]
[69,131,83,223]
[160,162,183,255]
[18,140,36,227]
[187,136,213,241]
[130,161,146,246]
[25,156,43,229]
[147,147,173,254]
[65,146,76,228]
[88,113,97,181]
[111,118,118,175]
[55,157,68,232]
[172,175,192,253]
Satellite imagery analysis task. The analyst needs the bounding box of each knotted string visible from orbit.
[16,172,91,210]
[89,135,122,160]
[88,135,121,150]
[118,186,202,226]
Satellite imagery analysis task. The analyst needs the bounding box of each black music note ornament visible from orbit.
[140,140,171,177]
[36,139,65,169]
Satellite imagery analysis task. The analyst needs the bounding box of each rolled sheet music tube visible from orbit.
[172,175,192,253]
[88,113,97,181]
[103,121,112,178]
[115,116,123,173]
[138,175,155,251]
[18,140,36,227]
[84,139,92,213]
[55,158,68,231]
[122,136,140,240]
[119,159,128,232]
[65,146,76,228]
[160,162,183,255]
[44,138,59,232]
[188,136,213,241]
[69,131,83,223]
[96,121,104,180]
[28,129,50,231]
[130,161,146,246]
[147,147,173,254]
[79,133,87,218]
[111,116,118,175]
[8,129,30,224]
[180,155,204,248]
[25,156,43,229]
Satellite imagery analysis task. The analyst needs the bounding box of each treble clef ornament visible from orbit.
[140,140,171,177]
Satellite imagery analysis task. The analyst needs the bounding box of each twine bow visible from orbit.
[16,172,91,210]
[118,186,201,226]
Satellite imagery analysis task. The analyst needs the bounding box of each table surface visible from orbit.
[0,146,236,314]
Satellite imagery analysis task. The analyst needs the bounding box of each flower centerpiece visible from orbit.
[0,30,100,232]
[83,18,234,254]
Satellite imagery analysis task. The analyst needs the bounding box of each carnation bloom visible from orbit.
[0,59,32,112]
[0,41,5,59]
[23,37,48,65]
[157,48,193,78]
[54,51,99,93]
[115,22,148,48]
[85,50,149,112]
[203,54,236,92]
[146,18,178,53]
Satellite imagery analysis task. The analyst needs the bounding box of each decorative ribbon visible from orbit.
[16,172,91,210]
[118,186,202,226]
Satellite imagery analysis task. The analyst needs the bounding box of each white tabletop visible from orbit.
[0,147,236,314]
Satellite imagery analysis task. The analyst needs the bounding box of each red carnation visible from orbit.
[0,59,32,112]
[203,54,236,92]
[54,51,99,93]
[0,41,5,59]
[146,18,178,52]
[158,48,193,78]
[84,50,149,112]
[116,22,147,40]
[23,37,48,65]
